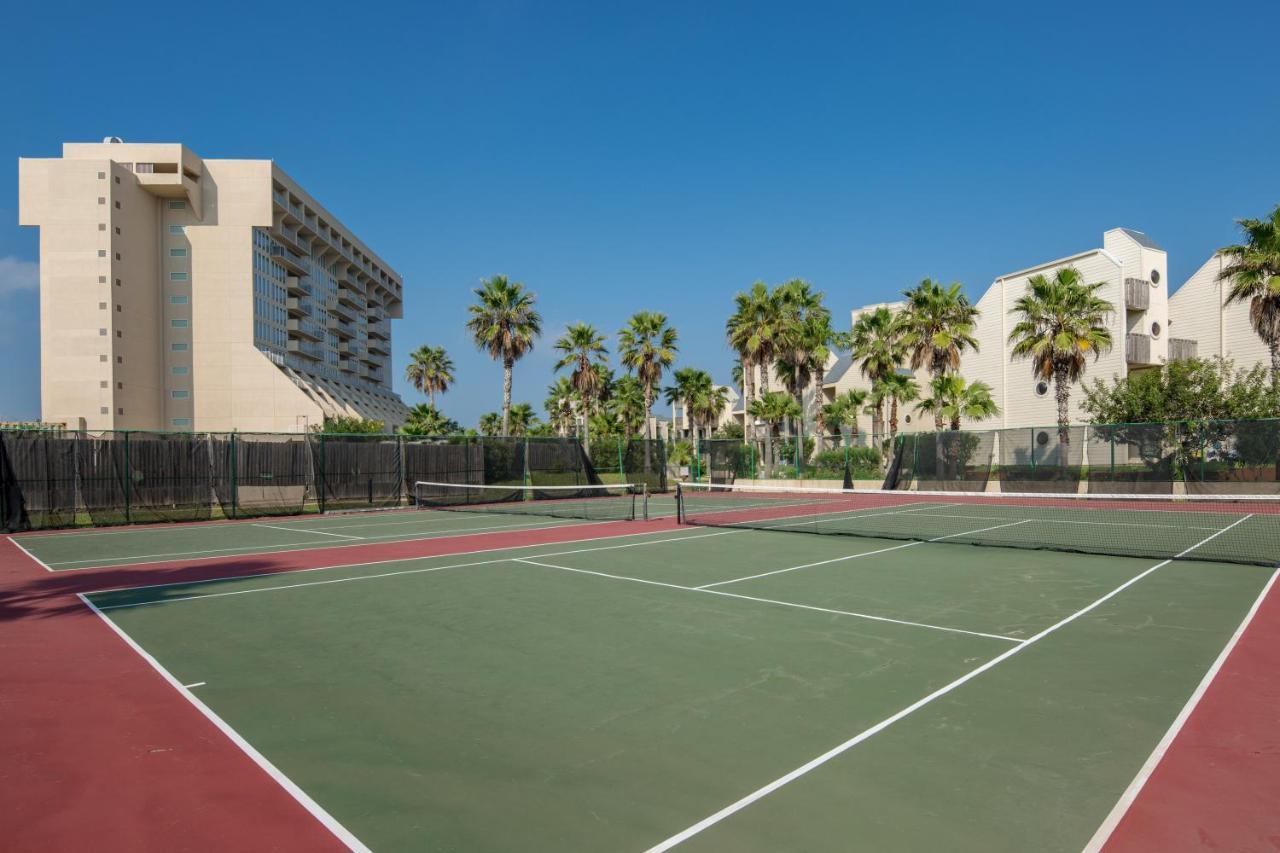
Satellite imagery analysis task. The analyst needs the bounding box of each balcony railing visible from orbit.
[327,316,356,338]
[287,338,323,360]
[1169,337,1198,362]
[271,245,307,272]
[287,317,325,341]
[1126,333,1153,365]
[326,297,356,322]
[367,319,390,340]
[1124,278,1151,311]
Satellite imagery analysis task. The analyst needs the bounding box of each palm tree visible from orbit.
[543,377,578,437]
[465,276,542,434]
[877,372,920,447]
[914,375,999,431]
[478,412,502,437]
[690,383,731,443]
[900,279,980,430]
[554,322,609,448]
[608,375,648,438]
[399,403,458,436]
[663,367,714,445]
[618,312,679,468]
[749,391,801,477]
[849,306,907,446]
[775,280,831,450]
[726,282,783,444]
[1008,266,1115,439]
[1218,205,1280,388]
[507,403,536,436]
[403,345,454,406]
[821,389,867,447]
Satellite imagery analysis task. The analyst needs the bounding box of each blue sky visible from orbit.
[2,0,1278,426]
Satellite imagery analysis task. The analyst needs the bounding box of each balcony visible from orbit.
[335,286,362,308]
[287,317,325,341]
[287,338,323,361]
[1169,337,1198,362]
[338,340,364,357]
[285,297,307,317]
[277,226,309,256]
[1124,278,1151,311]
[367,337,390,356]
[327,316,356,339]
[337,356,357,373]
[367,319,390,340]
[284,275,314,298]
[1126,333,1154,365]
[271,245,308,274]
[367,303,386,322]
[326,297,356,322]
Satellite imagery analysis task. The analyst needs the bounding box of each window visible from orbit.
[171,418,192,427]
[99,354,108,362]
[98,197,106,205]
[169,225,184,235]
[98,171,105,179]
[97,250,107,258]
[99,380,108,389]
[114,201,120,209]
[116,382,123,389]
[98,223,106,231]
[114,227,120,235]
[98,302,107,310]
[1035,381,1049,397]
[171,343,188,351]
[169,248,187,257]
[99,328,107,336]
[1151,321,1162,338]
[116,330,122,338]
[115,176,120,184]
[171,366,189,375]
[171,319,189,328]
[168,200,186,209]
[170,390,190,399]
[115,279,122,286]
[116,356,123,363]
[98,275,106,283]
[114,253,121,260]
[117,408,124,415]
[1151,269,1161,285]
[170,272,188,281]
[170,295,188,305]
[100,407,109,415]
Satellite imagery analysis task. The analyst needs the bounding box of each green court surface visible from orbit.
[17,496,682,571]
[84,522,1273,852]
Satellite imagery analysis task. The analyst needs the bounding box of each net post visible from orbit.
[642,483,649,520]
[123,430,132,525]
[230,432,238,519]
[675,483,683,523]
[1029,427,1036,471]
[617,437,625,482]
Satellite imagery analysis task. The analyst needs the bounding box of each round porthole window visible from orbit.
[1151,321,1161,338]
[904,415,912,424]
[1036,431,1050,446]
[1035,381,1049,397]
[1150,269,1161,285]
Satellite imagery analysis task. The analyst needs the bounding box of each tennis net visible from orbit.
[675,482,1280,566]
[414,481,645,522]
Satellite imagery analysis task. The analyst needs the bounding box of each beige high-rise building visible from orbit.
[18,139,409,433]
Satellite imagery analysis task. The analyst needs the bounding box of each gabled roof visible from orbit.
[823,353,857,386]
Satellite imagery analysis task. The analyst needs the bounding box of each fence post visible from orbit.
[1029,428,1036,471]
[317,433,326,513]
[397,435,405,507]
[123,431,132,524]
[617,437,625,483]
[1109,430,1115,480]
[230,432,238,519]
[796,421,803,479]
[523,436,530,488]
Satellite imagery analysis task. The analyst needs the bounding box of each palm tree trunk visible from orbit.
[763,423,774,478]
[1270,339,1280,393]
[872,398,884,451]
[642,383,653,473]
[812,369,826,455]
[1054,363,1071,460]
[743,356,755,447]
[502,357,514,435]
[931,369,945,431]
[889,398,899,445]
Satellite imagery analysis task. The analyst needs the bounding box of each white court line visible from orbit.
[514,558,1022,643]
[697,519,1033,589]
[1083,564,1280,852]
[747,502,953,530]
[91,530,743,610]
[252,523,364,541]
[79,593,370,852]
[43,516,589,569]
[893,510,1221,532]
[642,514,1255,852]
[182,681,207,689]
[7,535,56,573]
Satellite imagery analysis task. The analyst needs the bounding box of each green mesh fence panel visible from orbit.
[403,437,484,489]
[621,439,668,493]
[211,433,314,519]
[699,439,754,485]
[480,437,526,486]
[524,437,602,488]
[1188,419,1280,494]
[119,432,213,523]
[1085,424,1177,494]
[317,434,404,511]
[78,434,131,526]
[909,431,995,492]
[995,426,1085,493]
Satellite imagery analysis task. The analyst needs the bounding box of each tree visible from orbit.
[748,391,801,477]
[465,275,542,435]
[663,367,714,445]
[914,375,999,430]
[1007,266,1114,441]
[313,415,384,434]
[554,322,609,449]
[399,403,460,436]
[849,306,907,445]
[821,389,867,447]
[775,280,832,452]
[1218,204,1280,388]
[607,374,648,438]
[726,282,783,444]
[544,377,578,437]
[507,403,537,436]
[900,279,980,429]
[691,383,731,443]
[618,311,679,469]
[1081,357,1280,424]
[478,412,502,437]
[877,372,920,447]
[403,345,454,406]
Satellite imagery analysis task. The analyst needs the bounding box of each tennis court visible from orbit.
[35,481,1276,851]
